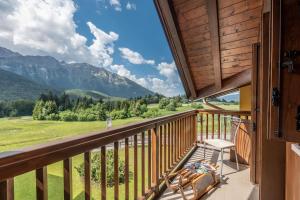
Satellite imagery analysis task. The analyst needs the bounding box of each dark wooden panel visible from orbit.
[286,143,300,200]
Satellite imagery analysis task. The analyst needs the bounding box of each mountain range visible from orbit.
[0,47,154,100]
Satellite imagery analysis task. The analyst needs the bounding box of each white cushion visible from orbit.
[204,139,235,149]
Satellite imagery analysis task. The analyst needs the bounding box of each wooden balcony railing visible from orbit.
[0,110,198,200]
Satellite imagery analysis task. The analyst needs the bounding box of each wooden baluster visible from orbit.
[125,138,129,200]
[167,123,171,170]
[114,142,119,200]
[147,130,151,190]
[0,179,14,200]
[159,126,163,177]
[164,124,167,173]
[141,132,145,196]
[36,167,47,200]
[200,113,203,142]
[171,121,174,165]
[63,158,72,200]
[177,120,180,160]
[134,135,138,200]
[212,114,215,139]
[224,116,227,140]
[218,114,221,139]
[84,152,91,200]
[151,126,159,194]
[206,113,209,139]
[179,119,181,157]
[101,146,106,200]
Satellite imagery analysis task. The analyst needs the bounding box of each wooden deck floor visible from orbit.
[159,146,258,200]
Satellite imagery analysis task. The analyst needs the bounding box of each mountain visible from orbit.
[218,92,240,102]
[0,47,154,99]
[0,68,53,100]
[65,89,125,101]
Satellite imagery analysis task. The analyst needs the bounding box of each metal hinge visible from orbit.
[252,122,257,132]
[272,88,280,107]
[281,50,300,73]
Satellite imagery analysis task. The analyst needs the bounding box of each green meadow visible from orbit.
[0,103,239,200]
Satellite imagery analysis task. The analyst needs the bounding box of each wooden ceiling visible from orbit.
[155,0,263,99]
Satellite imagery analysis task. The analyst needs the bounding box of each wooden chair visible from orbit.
[178,171,220,200]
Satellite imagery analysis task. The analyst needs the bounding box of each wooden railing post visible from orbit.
[36,167,48,200]
[84,152,91,200]
[63,158,72,200]
[0,179,14,200]
[151,125,159,194]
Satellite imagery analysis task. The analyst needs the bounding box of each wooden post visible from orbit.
[36,167,48,200]
[151,125,159,194]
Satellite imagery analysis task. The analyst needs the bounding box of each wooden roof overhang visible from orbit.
[155,0,263,99]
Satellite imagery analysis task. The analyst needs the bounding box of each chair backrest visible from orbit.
[221,116,242,144]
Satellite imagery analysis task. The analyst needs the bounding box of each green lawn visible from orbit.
[0,102,239,200]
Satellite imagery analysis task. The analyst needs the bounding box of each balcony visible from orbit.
[0,109,252,200]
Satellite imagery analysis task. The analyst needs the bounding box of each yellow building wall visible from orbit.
[240,85,251,111]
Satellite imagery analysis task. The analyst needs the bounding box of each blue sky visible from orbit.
[0,0,184,96]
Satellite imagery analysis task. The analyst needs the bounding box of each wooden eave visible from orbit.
[155,0,263,99]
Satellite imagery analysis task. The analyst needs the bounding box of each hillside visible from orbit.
[0,69,53,100]
[0,47,154,99]
[65,89,125,101]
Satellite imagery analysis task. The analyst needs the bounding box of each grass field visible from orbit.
[0,102,239,200]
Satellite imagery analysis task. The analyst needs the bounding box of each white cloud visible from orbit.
[0,0,118,67]
[126,2,136,10]
[109,0,122,11]
[110,62,183,96]
[119,47,155,65]
[157,61,177,82]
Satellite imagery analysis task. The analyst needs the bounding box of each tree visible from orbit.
[159,98,170,109]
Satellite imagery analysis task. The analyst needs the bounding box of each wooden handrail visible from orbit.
[0,110,197,181]
[197,109,251,116]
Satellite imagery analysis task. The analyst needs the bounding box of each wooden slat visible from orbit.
[206,114,209,139]
[224,117,227,140]
[200,113,203,141]
[159,126,163,176]
[125,138,129,200]
[207,0,222,89]
[151,126,159,194]
[212,114,215,139]
[217,114,221,139]
[114,142,119,200]
[147,130,151,190]
[0,179,14,200]
[63,158,72,200]
[141,132,145,196]
[134,135,138,200]
[84,152,91,200]
[101,146,106,200]
[167,123,171,170]
[36,167,47,200]
[164,124,167,172]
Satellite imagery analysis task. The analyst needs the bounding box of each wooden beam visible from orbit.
[154,0,197,98]
[207,0,222,90]
[196,68,252,98]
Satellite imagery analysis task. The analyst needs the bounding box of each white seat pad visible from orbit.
[204,139,235,149]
